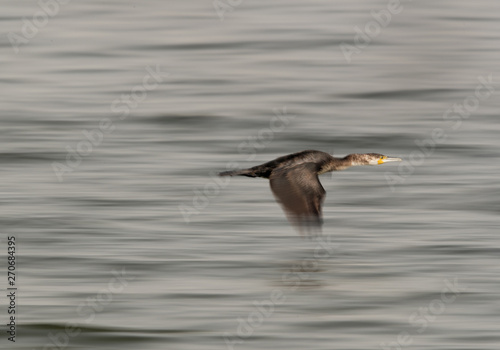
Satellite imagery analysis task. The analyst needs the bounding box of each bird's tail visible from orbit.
[218,168,257,177]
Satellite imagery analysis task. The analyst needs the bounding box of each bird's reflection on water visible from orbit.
[278,258,325,289]
[271,236,339,290]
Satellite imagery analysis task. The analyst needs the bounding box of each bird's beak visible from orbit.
[378,156,402,164]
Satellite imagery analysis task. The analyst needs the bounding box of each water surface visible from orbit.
[1,0,500,349]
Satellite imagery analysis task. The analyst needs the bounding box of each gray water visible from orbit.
[1,0,500,349]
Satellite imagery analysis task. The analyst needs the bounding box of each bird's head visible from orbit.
[346,153,402,166]
[366,153,402,165]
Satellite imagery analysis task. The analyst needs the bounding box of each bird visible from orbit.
[219,150,401,234]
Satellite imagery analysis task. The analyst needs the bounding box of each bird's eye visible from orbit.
[380,156,384,159]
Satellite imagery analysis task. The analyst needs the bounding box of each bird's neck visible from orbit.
[321,153,372,173]
[319,155,356,173]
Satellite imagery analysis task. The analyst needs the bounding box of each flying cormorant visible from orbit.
[219,150,401,234]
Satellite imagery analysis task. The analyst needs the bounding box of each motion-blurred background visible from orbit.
[1,0,499,349]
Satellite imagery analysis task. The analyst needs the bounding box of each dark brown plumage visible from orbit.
[219,150,401,234]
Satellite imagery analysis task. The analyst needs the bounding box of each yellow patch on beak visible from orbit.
[377,156,387,164]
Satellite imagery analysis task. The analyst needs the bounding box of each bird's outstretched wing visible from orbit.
[269,162,326,234]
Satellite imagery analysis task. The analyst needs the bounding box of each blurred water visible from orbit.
[1,0,500,349]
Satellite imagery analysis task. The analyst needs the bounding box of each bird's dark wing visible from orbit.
[269,162,326,234]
